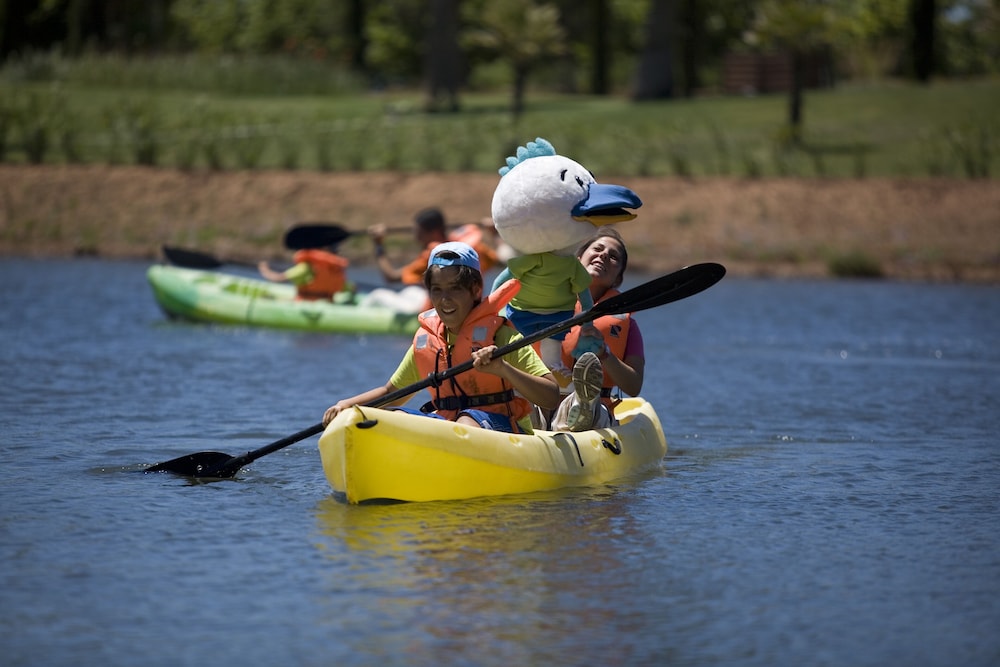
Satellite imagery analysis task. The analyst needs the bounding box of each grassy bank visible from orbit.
[1,55,998,178]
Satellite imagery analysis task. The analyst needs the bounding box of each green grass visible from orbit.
[1,55,997,177]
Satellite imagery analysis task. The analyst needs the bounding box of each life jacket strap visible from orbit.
[420,389,516,413]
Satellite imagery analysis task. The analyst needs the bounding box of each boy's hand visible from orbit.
[471,345,504,375]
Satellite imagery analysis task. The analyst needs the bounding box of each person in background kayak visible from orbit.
[323,242,559,434]
[257,244,352,301]
[549,228,645,431]
[361,207,500,313]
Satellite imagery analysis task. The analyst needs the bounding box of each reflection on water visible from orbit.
[312,485,666,664]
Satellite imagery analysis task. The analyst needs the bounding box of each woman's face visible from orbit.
[427,266,481,330]
[579,235,626,292]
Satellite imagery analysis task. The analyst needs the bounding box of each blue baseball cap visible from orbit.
[428,241,481,272]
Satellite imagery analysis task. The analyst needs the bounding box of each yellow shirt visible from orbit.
[390,324,549,431]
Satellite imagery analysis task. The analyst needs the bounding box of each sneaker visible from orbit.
[566,352,603,431]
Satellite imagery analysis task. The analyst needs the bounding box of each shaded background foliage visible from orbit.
[4,1,998,99]
[0,1,997,179]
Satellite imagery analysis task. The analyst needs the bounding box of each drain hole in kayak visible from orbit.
[357,419,379,429]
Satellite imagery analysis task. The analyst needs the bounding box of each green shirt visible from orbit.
[283,261,313,286]
[507,253,592,312]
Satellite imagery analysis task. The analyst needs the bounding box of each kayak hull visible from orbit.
[318,397,667,503]
[147,265,419,335]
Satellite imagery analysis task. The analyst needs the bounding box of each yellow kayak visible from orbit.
[318,397,667,503]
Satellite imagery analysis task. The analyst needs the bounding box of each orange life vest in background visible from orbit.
[413,279,529,422]
[293,249,349,300]
[449,224,499,273]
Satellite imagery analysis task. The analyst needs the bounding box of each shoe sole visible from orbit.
[567,352,603,430]
[573,352,604,404]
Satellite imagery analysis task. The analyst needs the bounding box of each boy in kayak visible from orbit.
[322,242,559,433]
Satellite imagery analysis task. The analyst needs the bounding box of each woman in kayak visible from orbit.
[322,242,559,434]
[549,227,645,431]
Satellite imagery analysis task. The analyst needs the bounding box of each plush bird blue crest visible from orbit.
[499,137,557,177]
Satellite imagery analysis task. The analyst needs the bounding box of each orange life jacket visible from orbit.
[413,279,530,423]
[561,288,632,413]
[293,249,349,300]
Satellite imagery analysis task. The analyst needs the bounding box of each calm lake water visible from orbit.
[1,257,998,667]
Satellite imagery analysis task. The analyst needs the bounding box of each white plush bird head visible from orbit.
[491,138,642,256]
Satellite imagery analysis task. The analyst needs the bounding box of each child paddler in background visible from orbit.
[361,207,501,314]
[258,244,352,301]
[322,242,559,434]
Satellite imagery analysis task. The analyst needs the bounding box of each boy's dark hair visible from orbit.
[415,207,446,234]
[423,252,483,293]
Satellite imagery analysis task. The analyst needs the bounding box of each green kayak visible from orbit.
[147,265,420,335]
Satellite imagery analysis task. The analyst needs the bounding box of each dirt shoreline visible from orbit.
[1,165,997,283]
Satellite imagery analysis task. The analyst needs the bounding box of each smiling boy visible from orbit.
[323,242,559,433]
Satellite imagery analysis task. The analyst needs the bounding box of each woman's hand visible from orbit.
[572,323,608,360]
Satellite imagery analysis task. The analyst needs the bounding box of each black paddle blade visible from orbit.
[599,262,726,315]
[145,452,236,477]
[284,224,352,250]
[161,246,224,270]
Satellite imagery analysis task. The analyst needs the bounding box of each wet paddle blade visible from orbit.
[145,452,235,477]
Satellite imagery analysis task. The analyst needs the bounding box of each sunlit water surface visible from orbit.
[1,258,997,666]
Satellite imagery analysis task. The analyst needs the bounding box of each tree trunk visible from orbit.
[347,0,368,75]
[425,0,462,111]
[633,0,675,100]
[512,66,528,120]
[678,0,703,98]
[589,0,609,95]
[788,50,804,144]
[909,0,936,83]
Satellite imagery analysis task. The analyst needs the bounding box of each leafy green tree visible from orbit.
[939,0,1000,76]
[749,0,841,142]
[171,0,244,53]
[836,0,909,79]
[171,0,346,57]
[462,0,567,118]
[366,0,426,83]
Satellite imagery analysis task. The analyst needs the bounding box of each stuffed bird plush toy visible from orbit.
[490,137,642,374]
